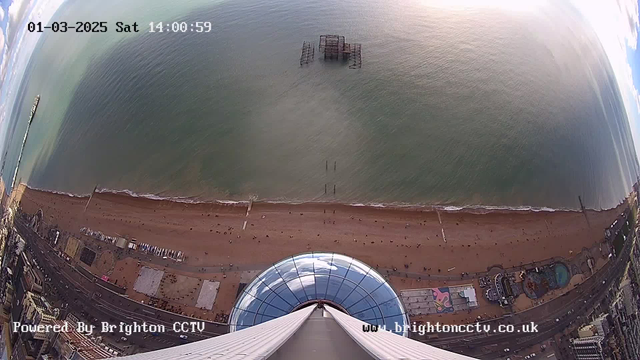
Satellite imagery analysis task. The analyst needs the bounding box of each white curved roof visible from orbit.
[111,304,477,360]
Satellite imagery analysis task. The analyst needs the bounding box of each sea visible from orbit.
[1,0,639,210]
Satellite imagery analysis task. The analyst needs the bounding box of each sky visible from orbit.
[568,0,640,162]
[0,0,63,158]
[0,0,639,172]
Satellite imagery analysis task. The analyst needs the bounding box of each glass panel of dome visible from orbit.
[342,286,368,309]
[235,324,249,331]
[312,253,333,273]
[362,265,387,283]
[299,274,316,299]
[346,293,377,315]
[274,280,301,306]
[348,258,372,277]
[236,292,263,313]
[379,297,405,317]
[329,255,351,277]
[262,303,287,318]
[325,275,344,299]
[256,301,276,319]
[250,279,275,301]
[344,266,367,285]
[235,309,258,326]
[264,291,295,313]
[366,294,382,309]
[259,266,286,290]
[314,274,330,299]
[370,282,397,304]
[285,277,309,303]
[262,290,279,307]
[363,292,381,309]
[293,253,315,276]
[243,298,264,316]
[229,307,241,328]
[332,277,357,303]
[367,303,383,319]
[353,308,377,321]
[258,281,284,300]
[384,314,408,334]
[255,313,275,325]
[353,311,367,321]
[275,257,300,281]
[357,270,383,293]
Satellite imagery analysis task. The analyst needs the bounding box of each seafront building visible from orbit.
[604,225,640,360]
[48,319,114,359]
[589,314,609,338]
[15,291,55,358]
[574,220,640,360]
[607,242,640,360]
[570,335,606,360]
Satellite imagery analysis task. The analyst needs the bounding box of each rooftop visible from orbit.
[51,320,113,359]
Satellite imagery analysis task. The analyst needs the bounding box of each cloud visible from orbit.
[617,0,639,49]
[0,40,7,79]
[571,0,640,150]
[6,0,29,46]
[628,63,640,113]
[0,6,5,22]
[563,0,640,175]
[0,27,5,80]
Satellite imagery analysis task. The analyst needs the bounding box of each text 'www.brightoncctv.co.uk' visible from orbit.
[362,322,539,335]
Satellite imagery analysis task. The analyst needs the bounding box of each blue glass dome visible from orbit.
[229,252,409,336]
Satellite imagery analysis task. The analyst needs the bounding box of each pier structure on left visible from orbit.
[10,95,40,190]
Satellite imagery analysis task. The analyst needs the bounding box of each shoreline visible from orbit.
[16,183,626,274]
[20,184,625,214]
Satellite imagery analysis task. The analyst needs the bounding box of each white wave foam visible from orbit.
[438,204,564,213]
[96,188,251,205]
[443,206,464,211]
[22,185,624,213]
[96,188,208,204]
[216,200,246,205]
[25,185,90,198]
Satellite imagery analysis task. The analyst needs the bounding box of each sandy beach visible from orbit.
[18,186,623,274]
[14,185,627,323]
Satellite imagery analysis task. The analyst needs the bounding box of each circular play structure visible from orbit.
[523,262,571,299]
[229,252,409,336]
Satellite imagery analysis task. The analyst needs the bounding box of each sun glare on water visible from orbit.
[426,0,548,11]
